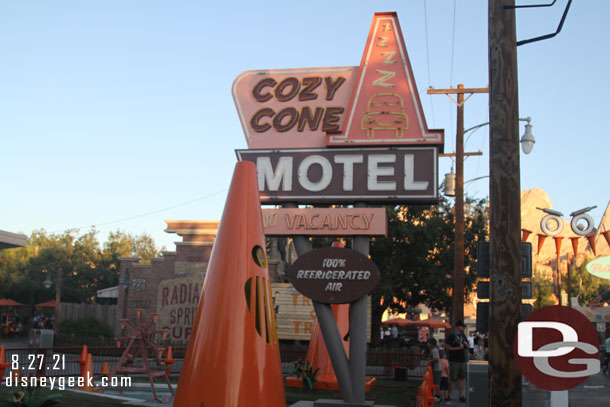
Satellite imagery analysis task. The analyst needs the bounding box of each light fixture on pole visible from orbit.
[519,117,535,154]
[462,117,535,155]
[42,268,62,333]
[444,165,456,197]
[442,117,534,196]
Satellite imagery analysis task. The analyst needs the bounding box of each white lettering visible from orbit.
[518,322,578,357]
[257,157,293,191]
[334,155,363,191]
[404,154,429,190]
[298,155,332,192]
[368,154,396,191]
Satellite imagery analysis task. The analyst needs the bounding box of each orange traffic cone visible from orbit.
[78,353,94,391]
[77,345,88,377]
[165,346,176,376]
[0,346,9,380]
[99,362,110,376]
[173,161,285,407]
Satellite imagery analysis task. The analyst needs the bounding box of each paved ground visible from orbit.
[568,370,610,406]
[0,337,29,348]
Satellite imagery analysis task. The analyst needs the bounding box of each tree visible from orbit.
[104,230,162,263]
[0,229,162,306]
[567,260,610,305]
[368,194,488,345]
[532,269,554,309]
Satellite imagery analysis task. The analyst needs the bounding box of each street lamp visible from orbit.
[519,117,535,154]
[42,275,53,289]
[463,117,535,155]
[443,117,534,326]
[444,118,535,196]
[42,268,62,333]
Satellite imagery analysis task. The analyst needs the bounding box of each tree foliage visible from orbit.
[368,195,488,343]
[0,229,161,305]
[532,269,554,309]
[567,260,610,305]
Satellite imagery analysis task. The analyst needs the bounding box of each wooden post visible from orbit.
[488,1,522,406]
[454,85,465,325]
[55,267,62,334]
[427,84,487,325]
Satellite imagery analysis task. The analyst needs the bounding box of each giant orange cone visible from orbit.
[174,161,285,407]
[286,303,350,391]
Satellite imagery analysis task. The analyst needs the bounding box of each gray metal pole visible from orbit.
[349,203,370,403]
[285,204,355,402]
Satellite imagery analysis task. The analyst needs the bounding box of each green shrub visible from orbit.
[58,317,114,338]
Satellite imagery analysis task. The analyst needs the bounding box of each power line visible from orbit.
[51,189,228,233]
[449,0,457,86]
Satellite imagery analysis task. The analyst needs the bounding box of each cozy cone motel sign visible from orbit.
[234,12,444,202]
[232,12,444,404]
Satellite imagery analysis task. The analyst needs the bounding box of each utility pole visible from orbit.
[488,1,522,406]
[428,84,488,325]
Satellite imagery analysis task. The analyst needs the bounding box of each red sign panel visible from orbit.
[232,13,443,150]
[262,207,387,236]
[232,67,357,149]
[326,12,443,147]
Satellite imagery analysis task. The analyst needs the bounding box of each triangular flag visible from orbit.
[586,234,597,256]
[570,237,579,257]
[553,236,563,257]
[537,234,547,255]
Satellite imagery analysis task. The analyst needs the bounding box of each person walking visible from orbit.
[445,320,467,403]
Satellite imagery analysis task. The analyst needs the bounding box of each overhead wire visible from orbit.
[51,188,228,233]
[423,0,436,128]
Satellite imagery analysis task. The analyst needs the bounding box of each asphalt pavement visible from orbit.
[567,370,609,406]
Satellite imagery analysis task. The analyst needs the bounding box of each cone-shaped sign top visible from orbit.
[327,12,443,147]
[174,161,285,407]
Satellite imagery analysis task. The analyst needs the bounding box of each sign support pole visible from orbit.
[285,204,355,404]
[349,202,370,404]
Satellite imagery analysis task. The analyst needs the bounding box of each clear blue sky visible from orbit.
[1,1,608,251]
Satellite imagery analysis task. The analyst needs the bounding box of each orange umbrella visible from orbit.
[34,300,56,308]
[382,317,451,329]
[0,299,24,307]
[382,317,414,327]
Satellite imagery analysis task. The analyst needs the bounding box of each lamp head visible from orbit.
[520,119,535,154]
[42,276,53,289]
[443,172,456,197]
